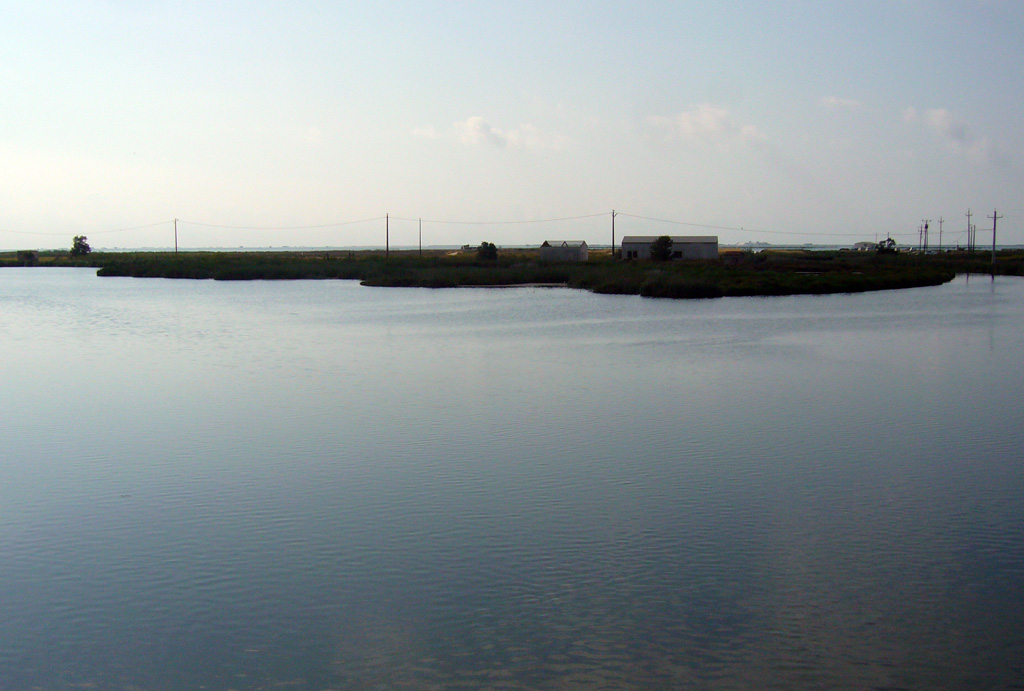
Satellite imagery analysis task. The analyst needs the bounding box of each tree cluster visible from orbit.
[876,237,898,254]
[71,235,91,257]
[650,235,673,262]
[477,241,498,261]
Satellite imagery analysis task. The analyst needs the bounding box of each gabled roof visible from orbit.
[541,240,588,248]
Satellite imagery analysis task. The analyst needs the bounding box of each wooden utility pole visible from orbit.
[611,210,617,257]
[989,209,1002,275]
[174,218,178,254]
[418,218,422,258]
[386,213,389,259]
[965,209,973,252]
[937,216,944,251]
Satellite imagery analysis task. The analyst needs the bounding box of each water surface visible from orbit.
[2,268,1022,689]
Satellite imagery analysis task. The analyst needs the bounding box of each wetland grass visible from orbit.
[4,247,1021,298]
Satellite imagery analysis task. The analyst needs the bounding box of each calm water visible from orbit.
[2,268,1022,690]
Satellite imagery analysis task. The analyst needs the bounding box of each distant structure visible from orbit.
[620,236,718,260]
[852,241,876,251]
[539,240,589,262]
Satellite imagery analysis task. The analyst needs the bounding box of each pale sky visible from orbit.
[2,0,1022,250]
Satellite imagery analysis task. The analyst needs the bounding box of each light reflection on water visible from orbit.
[1,268,1023,689]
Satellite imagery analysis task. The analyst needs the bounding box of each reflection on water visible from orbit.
[1,268,1023,689]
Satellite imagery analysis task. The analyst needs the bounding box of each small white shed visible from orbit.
[539,240,589,262]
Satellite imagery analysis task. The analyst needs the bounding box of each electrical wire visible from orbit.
[389,213,608,225]
[0,221,172,236]
[2,210,999,242]
[616,212,917,238]
[177,217,386,230]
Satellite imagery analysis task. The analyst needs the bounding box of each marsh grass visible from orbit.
[4,247,1021,298]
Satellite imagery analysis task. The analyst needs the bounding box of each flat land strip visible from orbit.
[4,248,1023,299]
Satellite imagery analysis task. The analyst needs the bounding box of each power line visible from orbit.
[0,228,74,236]
[616,212,747,232]
[616,212,913,238]
[989,208,1003,273]
[0,220,172,236]
[390,213,607,225]
[4,209,1008,243]
[177,217,385,230]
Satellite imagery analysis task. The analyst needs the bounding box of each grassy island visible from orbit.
[5,247,1024,299]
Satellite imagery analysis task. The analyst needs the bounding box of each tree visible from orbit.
[477,241,498,261]
[876,237,897,254]
[650,235,673,261]
[71,235,91,257]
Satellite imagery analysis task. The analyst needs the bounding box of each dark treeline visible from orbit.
[4,247,1024,298]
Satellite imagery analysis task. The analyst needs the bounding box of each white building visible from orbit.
[539,240,589,262]
[619,236,719,260]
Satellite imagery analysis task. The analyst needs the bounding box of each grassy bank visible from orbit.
[5,247,1023,298]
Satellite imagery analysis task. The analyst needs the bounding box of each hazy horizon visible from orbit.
[2,1,1023,250]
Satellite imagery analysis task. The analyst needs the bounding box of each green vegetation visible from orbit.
[4,246,1023,299]
[15,250,39,266]
[650,235,673,262]
[476,241,498,261]
[70,235,91,257]
[0,248,98,268]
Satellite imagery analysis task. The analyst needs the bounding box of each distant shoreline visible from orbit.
[4,247,1022,299]
[16,243,1024,254]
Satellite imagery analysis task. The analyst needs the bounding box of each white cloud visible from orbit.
[820,96,862,109]
[924,108,969,144]
[645,104,761,144]
[456,116,513,147]
[414,117,563,150]
[923,108,992,160]
[902,106,918,123]
[411,124,442,140]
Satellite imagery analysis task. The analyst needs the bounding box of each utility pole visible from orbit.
[386,213,389,259]
[965,209,973,252]
[418,218,422,258]
[174,218,178,254]
[611,210,617,257]
[937,216,944,252]
[989,208,1002,275]
[918,224,923,252]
